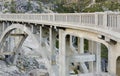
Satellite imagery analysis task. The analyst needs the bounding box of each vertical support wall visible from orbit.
[2,22,9,52]
[88,41,101,73]
[39,26,42,51]
[88,40,94,72]
[7,22,11,52]
[78,38,84,54]
[96,42,101,73]
[59,29,68,76]
[49,27,52,66]
[108,45,117,75]
[78,38,89,73]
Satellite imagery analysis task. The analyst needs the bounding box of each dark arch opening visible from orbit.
[101,43,108,72]
[116,56,120,76]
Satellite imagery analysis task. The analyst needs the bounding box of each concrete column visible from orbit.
[92,42,101,73]
[89,41,101,73]
[59,29,68,76]
[7,22,11,52]
[52,31,57,65]
[49,27,52,59]
[31,25,34,33]
[88,40,94,72]
[66,36,71,76]
[49,27,57,76]
[49,27,52,76]
[39,26,42,51]
[0,22,3,36]
[78,38,84,54]
[2,22,5,31]
[78,37,89,73]
[96,42,101,73]
[108,45,116,75]
[70,35,72,47]
[2,22,5,52]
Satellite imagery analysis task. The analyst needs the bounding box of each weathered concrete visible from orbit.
[0,13,120,76]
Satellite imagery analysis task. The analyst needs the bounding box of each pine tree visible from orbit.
[10,0,16,13]
[27,0,32,11]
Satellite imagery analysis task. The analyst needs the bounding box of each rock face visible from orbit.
[0,53,49,76]
[0,60,25,76]
[0,0,53,13]
[28,69,49,76]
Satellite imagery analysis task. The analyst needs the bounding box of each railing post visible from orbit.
[65,15,67,23]
[40,14,42,21]
[103,12,108,29]
[53,14,55,22]
[95,12,98,26]
[79,14,81,24]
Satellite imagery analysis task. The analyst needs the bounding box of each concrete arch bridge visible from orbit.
[0,12,119,76]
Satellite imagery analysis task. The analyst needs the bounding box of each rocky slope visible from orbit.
[0,0,53,13]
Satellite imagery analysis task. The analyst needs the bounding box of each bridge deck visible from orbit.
[0,12,120,41]
[0,12,119,29]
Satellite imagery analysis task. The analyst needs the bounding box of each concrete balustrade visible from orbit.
[0,12,119,31]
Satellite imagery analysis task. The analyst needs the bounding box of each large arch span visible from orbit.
[0,23,57,76]
[0,24,47,59]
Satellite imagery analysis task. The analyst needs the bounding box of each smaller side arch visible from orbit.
[64,29,109,48]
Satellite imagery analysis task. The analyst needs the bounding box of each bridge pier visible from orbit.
[78,38,89,73]
[95,42,101,73]
[59,29,67,76]
[2,22,6,53]
[39,26,42,54]
[49,27,57,76]
[108,45,118,75]
[88,40,95,72]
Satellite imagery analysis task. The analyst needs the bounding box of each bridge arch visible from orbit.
[61,28,111,75]
[64,29,109,48]
[0,23,47,59]
[0,24,53,73]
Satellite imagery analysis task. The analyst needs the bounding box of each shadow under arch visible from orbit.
[101,43,108,72]
[116,56,120,76]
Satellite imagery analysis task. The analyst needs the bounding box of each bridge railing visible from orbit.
[0,12,120,32]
